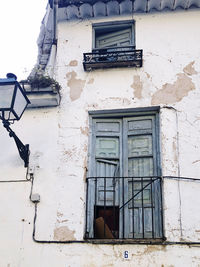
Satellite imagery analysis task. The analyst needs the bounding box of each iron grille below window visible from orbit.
[83,47,143,71]
[85,176,163,240]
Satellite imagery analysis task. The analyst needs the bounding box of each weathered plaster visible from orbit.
[68,60,78,66]
[152,73,195,105]
[54,226,76,241]
[87,78,94,84]
[66,71,86,101]
[80,127,89,136]
[183,61,198,76]
[131,75,143,99]
[1,10,200,267]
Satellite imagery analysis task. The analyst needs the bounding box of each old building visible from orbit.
[0,0,200,266]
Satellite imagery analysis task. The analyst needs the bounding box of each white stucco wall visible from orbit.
[0,9,200,267]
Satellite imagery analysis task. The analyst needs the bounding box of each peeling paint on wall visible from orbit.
[69,60,78,66]
[183,61,198,76]
[145,72,151,79]
[100,97,131,105]
[131,75,143,99]
[54,226,76,241]
[151,73,195,105]
[80,127,89,136]
[57,211,63,217]
[172,139,178,163]
[66,71,86,101]
[87,78,94,84]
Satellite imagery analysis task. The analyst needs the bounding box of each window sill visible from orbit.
[84,238,166,245]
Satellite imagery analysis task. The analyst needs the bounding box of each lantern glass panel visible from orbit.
[3,111,15,121]
[0,84,14,109]
[13,87,29,119]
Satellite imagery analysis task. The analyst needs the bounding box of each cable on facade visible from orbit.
[1,172,200,246]
[0,179,30,183]
[32,177,200,246]
[32,202,200,246]
[163,176,200,182]
[0,163,31,183]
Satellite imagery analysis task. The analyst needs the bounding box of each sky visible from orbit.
[0,1,47,81]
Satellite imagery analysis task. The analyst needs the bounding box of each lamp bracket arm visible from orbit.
[3,121,30,168]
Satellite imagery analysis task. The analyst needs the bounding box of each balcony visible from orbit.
[83,46,143,71]
[85,176,163,240]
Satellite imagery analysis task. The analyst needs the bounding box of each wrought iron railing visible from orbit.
[83,46,143,71]
[85,176,163,239]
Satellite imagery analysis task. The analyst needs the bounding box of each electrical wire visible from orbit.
[32,202,200,246]
[1,173,200,246]
[32,176,200,246]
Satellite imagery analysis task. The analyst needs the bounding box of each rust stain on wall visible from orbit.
[54,226,76,241]
[131,75,143,99]
[66,71,86,101]
[69,60,78,66]
[151,73,195,105]
[183,61,197,76]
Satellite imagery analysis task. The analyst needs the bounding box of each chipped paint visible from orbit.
[66,71,86,101]
[145,72,151,79]
[100,97,131,105]
[87,78,94,84]
[183,61,197,76]
[2,10,200,267]
[80,127,89,136]
[152,73,195,105]
[131,75,143,99]
[54,226,76,241]
[69,60,78,67]
[57,211,63,217]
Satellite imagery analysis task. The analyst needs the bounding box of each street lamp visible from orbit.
[0,73,30,167]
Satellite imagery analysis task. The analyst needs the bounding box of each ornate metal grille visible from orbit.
[83,47,143,71]
[85,176,163,240]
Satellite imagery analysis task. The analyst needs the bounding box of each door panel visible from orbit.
[96,137,119,158]
[128,135,153,156]
[87,119,122,238]
[123,116,162,238]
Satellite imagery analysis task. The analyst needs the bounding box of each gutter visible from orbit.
[46,0,58,78]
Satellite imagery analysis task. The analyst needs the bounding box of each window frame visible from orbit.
[86,107,164,241]
[92,20,135,51]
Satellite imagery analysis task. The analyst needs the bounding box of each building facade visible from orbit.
[1,0,200,266]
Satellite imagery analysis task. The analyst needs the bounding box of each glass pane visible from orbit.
[0,84,14,109]
[128,181,151,207]
[96,137,119,157]
[128,135,152,157]
[128,158,153,177]
[13,87,28,118]
[96,29,131,48]
[1,110,15,120]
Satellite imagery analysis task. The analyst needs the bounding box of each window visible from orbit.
[83,21,143,71]
[92,20,135,50]
[86,108,163,240]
